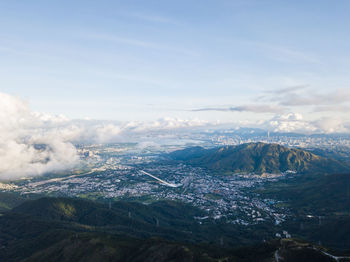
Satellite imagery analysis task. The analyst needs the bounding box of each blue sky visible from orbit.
[1,0,350,125]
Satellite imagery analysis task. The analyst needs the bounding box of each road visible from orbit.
[274,250,279,262]
[139,170,181,188]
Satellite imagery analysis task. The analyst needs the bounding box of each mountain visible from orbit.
[0,197,276,261]
[9,197,277,247]
[0,191,27,212]
[0,197,343,262]
[11,197,207,243]
[169,142,350,174]
[258,172,350,214]
[256,172,350,250]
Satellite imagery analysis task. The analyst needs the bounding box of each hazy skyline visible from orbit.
[1,0,350,131]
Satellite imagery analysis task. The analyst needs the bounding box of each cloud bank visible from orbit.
[0,93,79,180]
[193,86,350,133]
[263,113,349,134]
[0,93,211,179]
[1,91,349,180]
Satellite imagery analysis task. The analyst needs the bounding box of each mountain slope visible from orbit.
[0,197,341,262]
[10,197,277,246]
[169,142,350,174]
[258,173,350,213]
[12,197,204,228]
[0,197,279,262]
[257,172,350,250]
[0,191,27,212]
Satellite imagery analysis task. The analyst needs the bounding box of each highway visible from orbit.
[139,170,181,188]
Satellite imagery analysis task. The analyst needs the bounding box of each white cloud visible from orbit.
[0,92,214,180]
[262,112,349,134]
[0,93,79,180]
[314,117,348,133]
[64,117,210,144]
[277,113,303,121]
[94,124,122,143]
[266,113,316,133]
[124,117,210,132]
[0,91,349,180]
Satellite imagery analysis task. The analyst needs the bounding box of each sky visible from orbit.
[1,0,350,179]
[0,0,350,125]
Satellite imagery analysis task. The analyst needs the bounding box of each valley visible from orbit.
[1,140,350,260]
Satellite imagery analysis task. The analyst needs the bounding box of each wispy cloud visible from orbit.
[251,85,350,116]
[245,41,322,64]
[127,12,180,25]
[259,86,350,108]
[313,105,350,112]
[276,88,350,106]
[191,104,284,114]
[84,33,199,57]
[264,85,308,94]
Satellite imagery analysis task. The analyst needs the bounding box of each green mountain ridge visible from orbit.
[169,142,350,174]
[0,191,27,212]
[9,197,277,246]
[1,143,350,260]
[258,173,350,214]
[0,197,345,262]
[255,172,350,250]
